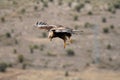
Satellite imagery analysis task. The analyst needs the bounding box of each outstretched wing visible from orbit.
[51,27,73,34]
[35,22,58,31]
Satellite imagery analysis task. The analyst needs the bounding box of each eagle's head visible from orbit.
[48,30,54,41]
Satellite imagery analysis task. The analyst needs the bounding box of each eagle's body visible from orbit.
[34,22,79,48]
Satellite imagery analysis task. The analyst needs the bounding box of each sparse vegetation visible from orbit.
[18,54,24,63]
[49,0,54,2]
[0,62,8,72]
[1,17,5,22]
[34,5,38,11]
[58,0,63,5]
[65,71,69,77]
[73,15,78,21]
[21,8,26,14]
[107,44,112,50]
[103,27,109,33]
[68,2,72,7]
[5,32,11,38]
[75,3,84,12]
[43,1,48,8]
[87,11,93,15]
[102,17,107,23]
[107,7,116,14]
[66,49,75,56]
[13,49,17,54]
[85,0,91,3]
[84,22,93,28]
[110,25,114,29]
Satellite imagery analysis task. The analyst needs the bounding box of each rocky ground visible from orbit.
[0,0,120,80]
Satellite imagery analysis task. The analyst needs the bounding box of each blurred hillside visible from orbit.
[0,0,120,79]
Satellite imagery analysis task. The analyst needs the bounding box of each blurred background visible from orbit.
[0,0,120,80]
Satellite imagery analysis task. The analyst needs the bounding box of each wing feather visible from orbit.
[35,22,57,31]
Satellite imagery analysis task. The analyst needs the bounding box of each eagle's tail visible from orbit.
[72,30,83,34]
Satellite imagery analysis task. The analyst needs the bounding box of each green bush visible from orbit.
[58,0,63,5]
[107,7,116,14]
[18,54,24,63]
[107,44,112,50]
[102,17,107,23]
[5,32,11,38]
[87,11,93,15]
[13,49,17,54]
[66,49,75,56]
[0,62,8,72]
[1,17,5,22]
[84,22,93,28]
[103,27,109,33]
[34,6,38,11]
[65,71,69,77]
[75,3,84,12]
[110,25,114,29]
[21,8,26,14]
[43,1,48,8]
[74,15,78,21]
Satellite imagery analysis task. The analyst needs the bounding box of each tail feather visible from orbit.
[72,30,83,34]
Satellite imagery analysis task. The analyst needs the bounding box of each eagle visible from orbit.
[34,22,80,48]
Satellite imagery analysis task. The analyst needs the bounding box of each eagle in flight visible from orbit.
[34,22,80,48]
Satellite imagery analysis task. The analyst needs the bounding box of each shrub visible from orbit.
[73,15,78,21]
[65,71,69,77]
[13,1,18,5]
[107,44,112,50]
[33,44,39,49]
[66,49,75,56]
[5,32,11,38]
[75,3,84,12]
[21,8,26,14]
[49,0,54,2]
[0,62,8,72]
[107,7,116,14]
[110,25,114,29]
[13,49,17,54]
[68,2,72,7]
[43,1,48,8]
[18,54,24,63]
[85,0,91,3]
[113,3,120,9]
[34,6,38,11]
[1,17,5,22]
[103,27,109,33]
[87,11,93,15]
[102,17,107,23]
[58,0,63,5]
[84,22,93,28]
